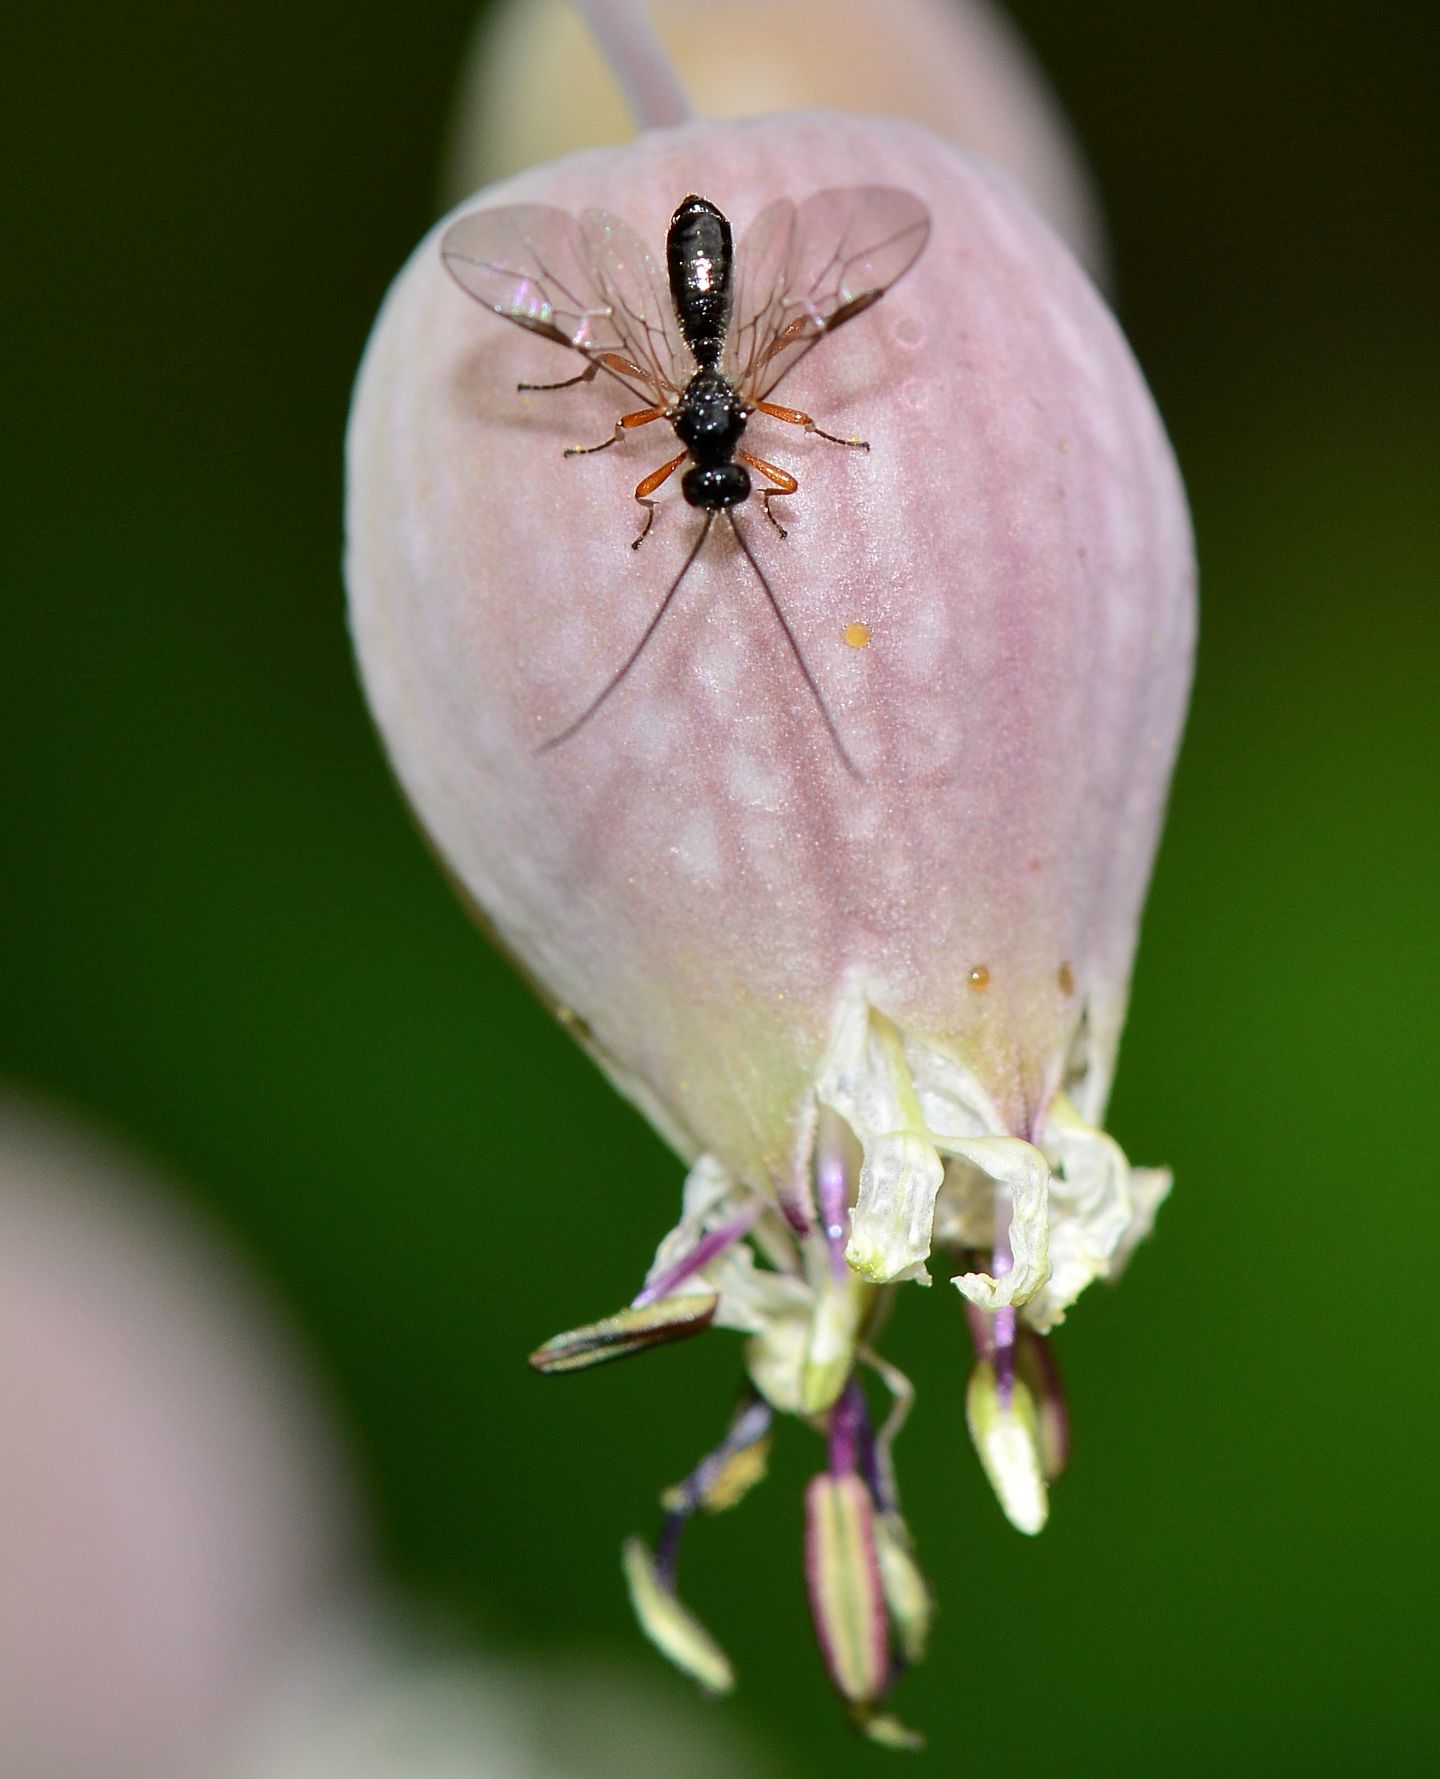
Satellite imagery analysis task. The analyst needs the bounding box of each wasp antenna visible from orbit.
[536,513,716,757]
[725,514,861,780]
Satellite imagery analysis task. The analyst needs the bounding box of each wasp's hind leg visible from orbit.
[754,399,870,451]
[738,450,798,539]
[632,451,687,548]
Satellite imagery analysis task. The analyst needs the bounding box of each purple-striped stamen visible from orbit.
[815,1110,854,1283]
[632,1200,761,1307]
[650,1394,774,1589]
[990,1185,1018,1409]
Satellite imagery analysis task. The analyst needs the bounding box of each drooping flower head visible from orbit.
[347,94,1192,1742]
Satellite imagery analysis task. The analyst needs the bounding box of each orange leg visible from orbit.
[565,404,668,459]
[754,399,869,450]
[598,352,678,397]
[738,449,799,538]
[631,451,687,548]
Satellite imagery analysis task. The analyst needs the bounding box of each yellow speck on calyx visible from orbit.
[968,964,990,991]
[1058,961,1076,996]
[842,621,871,649]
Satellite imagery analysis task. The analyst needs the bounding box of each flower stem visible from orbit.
[573,0,692,130]
[991,1186,1017,1410]
[815,1106,854,1283]
[828,1378,867,1478]
[652,1394,773,1587]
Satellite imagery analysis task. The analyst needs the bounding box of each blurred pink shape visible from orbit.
[0,1096,357,1779]
[446,0,1107,277]
[0,1097,794,1775]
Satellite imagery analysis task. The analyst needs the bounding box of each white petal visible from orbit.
[946,1136,1052,1310]
[1020,1094,1167,1331]
[816,999,943,1284]
[1111,1166,1173,1275]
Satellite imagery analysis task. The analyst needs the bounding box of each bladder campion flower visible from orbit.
[347,107,1193,1741]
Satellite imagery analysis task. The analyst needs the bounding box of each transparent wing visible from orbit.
[723,197,798,393]
[576,208,690,398]
[724,187,930,403]
[440,204,689,405]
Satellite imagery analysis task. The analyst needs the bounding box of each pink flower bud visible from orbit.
[347,107,1193,1728]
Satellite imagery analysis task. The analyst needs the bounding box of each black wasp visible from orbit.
[440,185,930,770]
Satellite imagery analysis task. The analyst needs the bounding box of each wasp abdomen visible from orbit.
[667,195,733,368]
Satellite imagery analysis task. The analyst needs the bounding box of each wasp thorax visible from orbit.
[673,369,748,461]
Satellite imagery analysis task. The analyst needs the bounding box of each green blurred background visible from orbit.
[3,1,1437,1771]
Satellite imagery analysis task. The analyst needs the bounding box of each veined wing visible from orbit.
[441,204,689,406]
[576,208,690,399]
[724,187,930,404]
